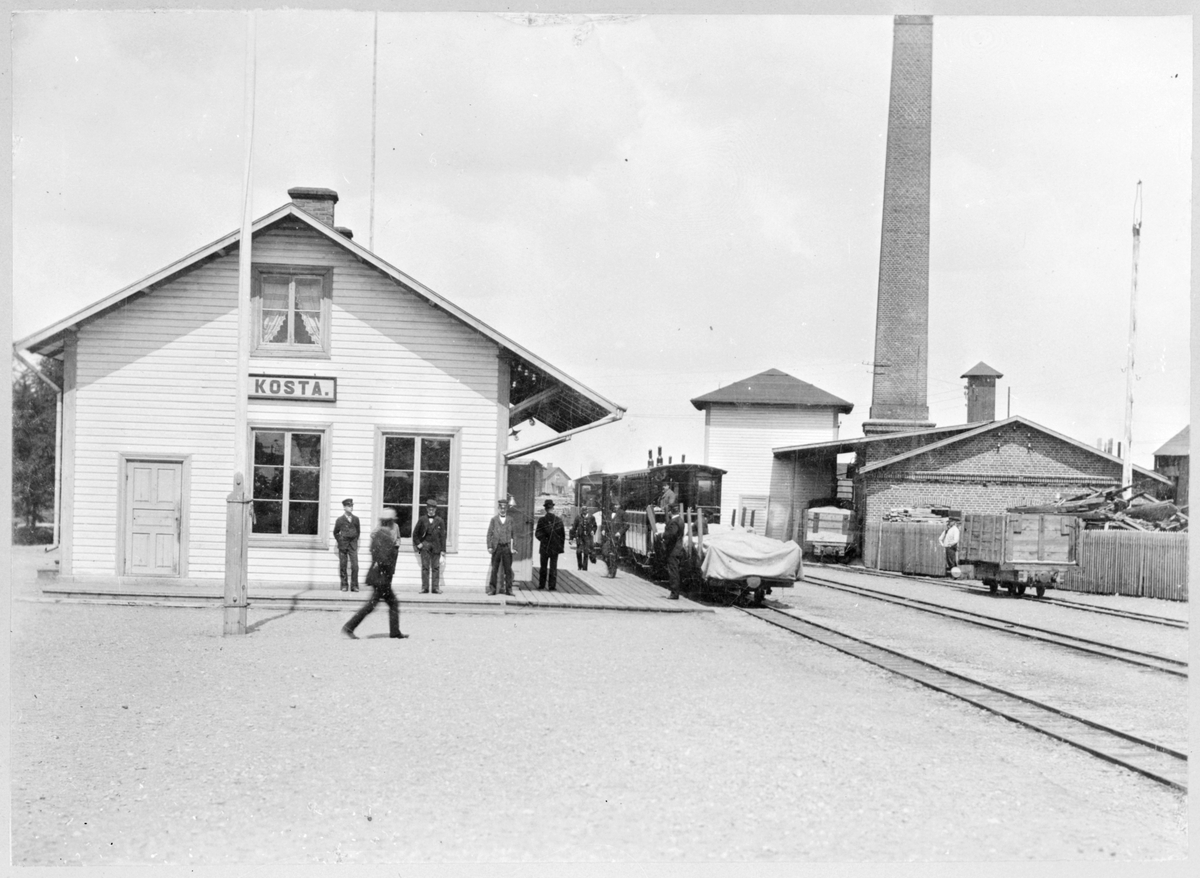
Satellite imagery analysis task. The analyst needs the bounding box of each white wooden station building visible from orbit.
[16,187,624,591]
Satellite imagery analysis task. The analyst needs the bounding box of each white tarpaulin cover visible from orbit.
[700,528,803,581]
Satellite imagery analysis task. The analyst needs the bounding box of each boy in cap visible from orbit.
[535,499,566,590]
[411,497,447,593]
[332,498,361,591]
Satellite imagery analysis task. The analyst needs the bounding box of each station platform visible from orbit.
[36,564,712,614]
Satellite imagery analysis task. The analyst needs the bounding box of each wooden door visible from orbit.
[506,463,538,585]
[125,460,182,575]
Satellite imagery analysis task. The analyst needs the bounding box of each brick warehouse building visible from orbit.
[771,415,1170,542]
[15,186,623,590]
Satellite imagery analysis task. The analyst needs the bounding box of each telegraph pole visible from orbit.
[1120,182,1142,497]
[225,11,257,636]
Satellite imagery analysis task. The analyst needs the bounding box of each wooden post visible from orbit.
[224,473,252,635]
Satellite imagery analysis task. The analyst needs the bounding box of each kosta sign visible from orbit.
[249,374,337,402]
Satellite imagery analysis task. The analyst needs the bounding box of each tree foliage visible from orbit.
[12,358,62,531]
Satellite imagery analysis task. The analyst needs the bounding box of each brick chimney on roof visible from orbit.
[288,187,338,226]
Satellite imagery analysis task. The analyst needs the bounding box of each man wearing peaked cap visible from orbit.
[486,498,515,595]
[535,498,566,591]
[332,498,361,592]
[342,508,406,640]
[411,497,447,594]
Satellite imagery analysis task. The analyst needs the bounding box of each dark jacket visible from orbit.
[536,512,566,556]
[333,513,361,550]
[369,524,400,586]
[663,515,686,557]
[412,513,447,554]
[569,514,594,545]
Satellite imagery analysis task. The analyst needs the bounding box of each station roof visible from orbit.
[690,368,853,412]
[1153,425,1189,457]
[773,423,975,458]
[15,200,625,439]
[774,416,1168,483]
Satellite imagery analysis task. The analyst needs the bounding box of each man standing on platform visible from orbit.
[662,505,686,600]
[333,498,361,592]
[411,497,446,594]
[536,499,566,590]
[486,498,515,596]
[569,508,594,571]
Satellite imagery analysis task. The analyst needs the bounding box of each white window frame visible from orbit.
[248,422,332,549]
[374,427,462,553]
[252,264,333,358]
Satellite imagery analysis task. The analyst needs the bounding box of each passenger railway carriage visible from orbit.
[572,463,725,563]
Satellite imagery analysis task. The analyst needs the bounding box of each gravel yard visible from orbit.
[785,583,1189,752]
[9,575,1188,866]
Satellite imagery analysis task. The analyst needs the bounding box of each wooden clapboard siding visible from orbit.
[706,404,838,518]
[70,255,239,578]
[65,224,506,587]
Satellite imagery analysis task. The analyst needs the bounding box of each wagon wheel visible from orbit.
[1005,583,1016,596]
[984,579,998,595]
[1016,584,1027,596]
[1035,586,1046,598]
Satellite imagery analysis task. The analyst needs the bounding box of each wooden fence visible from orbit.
[863,522,1189,601]
[1059,531,1188,600]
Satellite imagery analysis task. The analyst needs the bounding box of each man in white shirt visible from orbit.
[938,516,960,575]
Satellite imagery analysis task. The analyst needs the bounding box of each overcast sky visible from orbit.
[11,9,1191,474]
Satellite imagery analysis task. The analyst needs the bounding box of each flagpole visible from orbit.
[1120,181,1142,497]
[226,10,257,636]
[369,11,379,251]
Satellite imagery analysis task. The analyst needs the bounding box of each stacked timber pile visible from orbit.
[1008,490,1188,532]
[881,506,954,523]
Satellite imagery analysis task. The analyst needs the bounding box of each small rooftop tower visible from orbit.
[962,362,1003,423]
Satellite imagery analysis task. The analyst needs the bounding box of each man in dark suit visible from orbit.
[663,505,686,600]
[569,510,594,570]
[332,498,361,591]
[535,499,566,590]
[411,497,447,594]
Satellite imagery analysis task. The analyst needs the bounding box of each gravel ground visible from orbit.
[801,565,1188,661]
[784,582,1188,752]
[9,581,1188,866]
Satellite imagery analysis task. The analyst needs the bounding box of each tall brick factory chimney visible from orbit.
[862,15,936,437]
[288,187,338,226]
[962,362,1003,423]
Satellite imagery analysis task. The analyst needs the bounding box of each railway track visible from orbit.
[801,573,1186,678]
[742,605,1188,792]
[809,563,1187,629]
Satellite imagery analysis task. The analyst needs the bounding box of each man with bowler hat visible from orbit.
[342,508,407,639]
[411,497,447,594]
[535,499,566,590]
[486,498,515,596]
[333,498,361,591]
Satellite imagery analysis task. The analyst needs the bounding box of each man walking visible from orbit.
[333,498,361,592]
[535,499,566,590]
[342,509,406,639]
[486,498,515,596]
[411,497,446,594]
[938,515,961,576]
[569,509,594,570]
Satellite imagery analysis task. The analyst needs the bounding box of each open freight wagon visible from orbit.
[959,513,1082,597]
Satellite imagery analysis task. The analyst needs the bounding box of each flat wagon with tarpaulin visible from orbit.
[959,512,1082,597]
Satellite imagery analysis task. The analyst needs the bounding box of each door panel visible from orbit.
[126,461,182,575]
